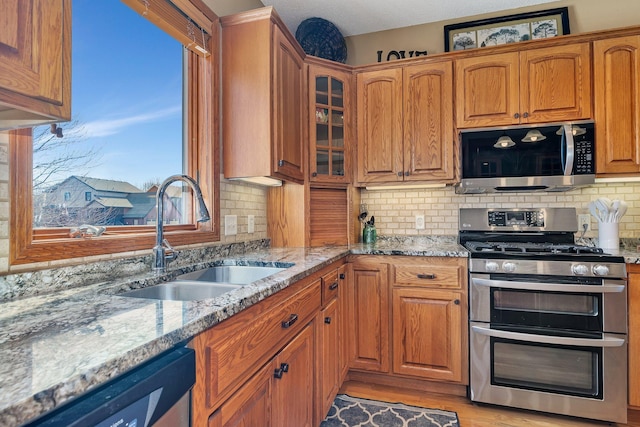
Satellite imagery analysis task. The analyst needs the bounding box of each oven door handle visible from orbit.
[471,325,625,348]
[472,277,625,293]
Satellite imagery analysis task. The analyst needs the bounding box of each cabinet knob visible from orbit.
[454,299,460,305]
[514,113,520,119]
[312,172,318,177]
[522,112,529,118]
[325,317,332,324]
[281,313,298,329]
[274,367,284,379]
[278,159,285,167]
[405,171,410,176]
[397,171,403,177]
[280,362,289,373]
[339,273,345,280]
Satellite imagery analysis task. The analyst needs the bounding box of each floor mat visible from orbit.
[320,394,460,427]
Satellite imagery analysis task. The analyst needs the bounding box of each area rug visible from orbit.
[320,394,460,427]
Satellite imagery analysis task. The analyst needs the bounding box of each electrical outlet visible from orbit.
[225,215,237,235]
[247,215,255,234]
[578,214,591,232]
[415,214,425,230]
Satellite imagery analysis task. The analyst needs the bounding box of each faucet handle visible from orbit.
[162,239,178,261]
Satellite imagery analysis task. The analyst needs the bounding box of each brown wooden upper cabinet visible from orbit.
[594,35,640,176]
[356,60,455,185]
[0,0,71,130]
[221,7,305,184]
[308,60,352,184]
[455,43,592,128]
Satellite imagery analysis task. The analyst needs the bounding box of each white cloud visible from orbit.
[67,105,181,139]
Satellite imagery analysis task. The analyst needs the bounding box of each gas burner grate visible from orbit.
[464,241,604,255]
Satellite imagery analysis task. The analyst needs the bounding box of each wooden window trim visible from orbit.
[9,2,220,266]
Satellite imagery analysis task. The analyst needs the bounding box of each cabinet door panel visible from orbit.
[594,36,640,175]
[319,299,340,419]
[350,262,389,372]
[0,0,70,125]
[520,43,592,123]
[208,363,272,427]
[273,28,305,182]
[455,53,520,127]
[403,61,454,181]
[356,69,403,183]
[392,288,464,382]
[272,322,315,427]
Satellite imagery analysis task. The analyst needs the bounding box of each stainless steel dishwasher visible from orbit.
[25,346,195,427]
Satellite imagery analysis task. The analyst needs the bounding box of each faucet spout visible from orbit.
[154,174,210,274]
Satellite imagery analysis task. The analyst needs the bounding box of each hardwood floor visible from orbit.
[339,381,640,427]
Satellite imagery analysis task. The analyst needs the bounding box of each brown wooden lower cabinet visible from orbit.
[194,255,469,426]
[347,255,469,389]
[208,322,316,427]
[349,258,390,372]
[629,264,640,408]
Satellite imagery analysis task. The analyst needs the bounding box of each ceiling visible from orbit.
[261,0,560,37]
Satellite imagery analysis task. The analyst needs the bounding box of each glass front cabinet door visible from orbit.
[309,63,352,184]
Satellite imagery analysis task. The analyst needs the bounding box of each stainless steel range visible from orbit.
[460,207,627,424]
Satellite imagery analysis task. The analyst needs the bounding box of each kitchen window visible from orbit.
[9,0,220,265]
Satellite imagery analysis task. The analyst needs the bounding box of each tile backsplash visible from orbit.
[360,182,640,238]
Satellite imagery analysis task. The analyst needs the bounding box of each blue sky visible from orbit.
[46,1,184,189]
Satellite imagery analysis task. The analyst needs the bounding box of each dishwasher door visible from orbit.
[26,346,195,427]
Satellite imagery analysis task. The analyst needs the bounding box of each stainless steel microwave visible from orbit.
[455,121,595,194]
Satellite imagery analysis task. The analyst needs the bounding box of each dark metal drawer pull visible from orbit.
[329,282,339,290]
[417,273,436,279]
[281,313,298,329]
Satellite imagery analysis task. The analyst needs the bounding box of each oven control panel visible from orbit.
[488,210,544,227]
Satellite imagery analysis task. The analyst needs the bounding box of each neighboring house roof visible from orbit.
[146,184,184,198]
[48,176,143,194]
[91,197,134,208]
[123,193,156,219]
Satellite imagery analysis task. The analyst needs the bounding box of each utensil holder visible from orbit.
[598,221,619,254]
[363,224,377,244]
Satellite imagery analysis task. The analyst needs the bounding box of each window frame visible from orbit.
[9,1,220,266]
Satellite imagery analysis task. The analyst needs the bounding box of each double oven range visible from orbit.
[460,208,627,424]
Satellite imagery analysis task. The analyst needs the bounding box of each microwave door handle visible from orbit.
[563,124,575,175]
[471,325,625,348]
[472,277,625,293]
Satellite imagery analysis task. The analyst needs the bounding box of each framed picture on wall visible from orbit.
[444,7,570,52]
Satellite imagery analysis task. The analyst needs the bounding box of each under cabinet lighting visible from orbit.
[521,129,546,142]
[228,177,283,187]
[364,183,447,191]
[493,135,515,148]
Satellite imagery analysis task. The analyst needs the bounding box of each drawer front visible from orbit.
[200,279,321,409]
[321,269,339,305]
[392,263,463,289]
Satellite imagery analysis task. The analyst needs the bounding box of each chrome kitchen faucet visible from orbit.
[154,175,210,274]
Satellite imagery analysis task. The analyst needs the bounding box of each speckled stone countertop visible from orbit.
[0,238,469,426]
[4,234,638,426]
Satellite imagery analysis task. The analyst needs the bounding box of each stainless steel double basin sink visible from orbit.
[120,265,289,301]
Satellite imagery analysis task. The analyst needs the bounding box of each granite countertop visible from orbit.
[4,235,638,426]
[0,238,468,426]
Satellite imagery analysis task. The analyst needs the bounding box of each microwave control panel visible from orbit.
[574,139,594,174]
[488,210,544,227]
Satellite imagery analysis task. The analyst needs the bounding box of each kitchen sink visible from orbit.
[120,280,242,301]
[176,265,287,285]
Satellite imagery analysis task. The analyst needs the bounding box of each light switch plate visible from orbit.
[415,214,425,230]
[247,215,255,234]
[225,215,237,235]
